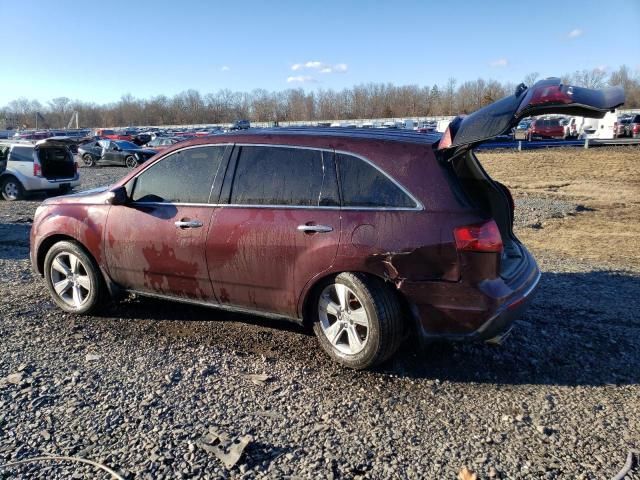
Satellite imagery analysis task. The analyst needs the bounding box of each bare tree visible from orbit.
[2,64,638,128]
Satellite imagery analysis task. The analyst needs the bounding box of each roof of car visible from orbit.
[225,127,443,146]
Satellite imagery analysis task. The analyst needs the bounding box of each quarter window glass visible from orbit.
[230,146,337,206]
[337,153,416,208]
[10,147,33,162]
[132,146,225,203]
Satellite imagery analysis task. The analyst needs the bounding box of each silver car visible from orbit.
[0,141,80,201]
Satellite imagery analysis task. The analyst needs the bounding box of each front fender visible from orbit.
[31,204,110,275]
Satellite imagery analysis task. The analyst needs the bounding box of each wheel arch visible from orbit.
[37,234,120,298]
[36,234,84,276]
[298,269,409,328]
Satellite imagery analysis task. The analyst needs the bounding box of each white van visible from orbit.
[581,111,616,139]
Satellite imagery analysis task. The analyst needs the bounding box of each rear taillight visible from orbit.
[528,85,573,106]
[454,220,503,253]
[33,162,42,177]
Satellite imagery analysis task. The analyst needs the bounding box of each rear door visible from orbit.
[206,145,341,317]
[8,145,34,178]
[105,145,229,300]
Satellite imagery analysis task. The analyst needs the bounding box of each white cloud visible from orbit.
[220,65,230,72]
[595,65,608,72]
[287,75,316,83]
[567,28,583,38]
[489,58,509,68]
[291,61,348,74]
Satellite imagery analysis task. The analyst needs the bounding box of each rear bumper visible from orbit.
[399,247,540,342]
[22,175,80,192]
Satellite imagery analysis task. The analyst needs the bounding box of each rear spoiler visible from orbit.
[438,78,625,151]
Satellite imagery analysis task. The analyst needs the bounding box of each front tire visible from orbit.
[82,154,95,167]
[125,156,138,169]
[1,176,24,201]
[312,272,404,369]
[44,241,106,314]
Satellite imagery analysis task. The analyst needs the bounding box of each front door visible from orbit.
[100,141,125,165]
[206,145,341,317]
[105,145,228,300]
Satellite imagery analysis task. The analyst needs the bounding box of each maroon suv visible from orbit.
[527,117,565,140]
[30,79,624,369]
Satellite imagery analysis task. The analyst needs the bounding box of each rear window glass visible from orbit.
[337,153,416,208]
[229,146,339,207]
[10,146,33,162]
[132,146,225,203]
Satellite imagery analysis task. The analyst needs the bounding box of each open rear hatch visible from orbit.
[35,140,77,180]
[437,78,624,279]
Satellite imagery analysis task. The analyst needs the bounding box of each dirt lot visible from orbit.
[0,148,638,479]
[478,147,640,272]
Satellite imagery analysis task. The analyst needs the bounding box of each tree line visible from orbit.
[2,66,639,129]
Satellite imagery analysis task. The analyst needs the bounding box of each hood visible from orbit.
[41,186,111,205]
[438,78,624,152]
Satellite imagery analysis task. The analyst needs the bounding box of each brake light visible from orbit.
[454,220,503,253]
[528,85,573,106]
[33,162,42,177]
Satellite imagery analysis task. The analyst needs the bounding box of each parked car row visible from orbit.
[614,114,640,138]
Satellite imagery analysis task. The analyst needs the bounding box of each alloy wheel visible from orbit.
[125,156,138,169]
[49,252,92,308]
[3,181,19,200]
[318,283,370,355]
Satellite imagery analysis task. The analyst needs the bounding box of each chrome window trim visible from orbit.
[130,142,424,212]
[128,201,421,212]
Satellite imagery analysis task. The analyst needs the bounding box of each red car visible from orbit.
[30,79,624,369]
[94,129,133,141]
[626,114,640,138]
[527,118,565,140]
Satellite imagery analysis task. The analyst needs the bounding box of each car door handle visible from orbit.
[297,224,333,233]
[175,220,203,229]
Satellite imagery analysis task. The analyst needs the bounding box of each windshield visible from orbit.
[115,141,139,149]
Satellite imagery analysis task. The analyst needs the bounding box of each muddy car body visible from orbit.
[30,79,624,368]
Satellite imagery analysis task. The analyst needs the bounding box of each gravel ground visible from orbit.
[0,165,638,479]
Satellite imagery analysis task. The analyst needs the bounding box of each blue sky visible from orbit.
[1,0,638,105]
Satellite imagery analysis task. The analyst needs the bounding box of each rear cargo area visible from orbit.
[38,147,75,179]
[448,150,526,279]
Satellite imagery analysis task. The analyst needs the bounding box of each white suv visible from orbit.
[0,141,81,201]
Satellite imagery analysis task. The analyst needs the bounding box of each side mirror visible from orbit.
[106,186,128,205]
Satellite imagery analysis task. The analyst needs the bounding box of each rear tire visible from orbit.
[1,176,24,201]
[312,272,404,369]
[82,154,95,167]
[125,156,138,169]
[43,240,107,315]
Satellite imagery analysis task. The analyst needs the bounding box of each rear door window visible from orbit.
[336,153,417,208]
[10,146,33,162]
[132,146,225,203]
[229,146,339,207]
